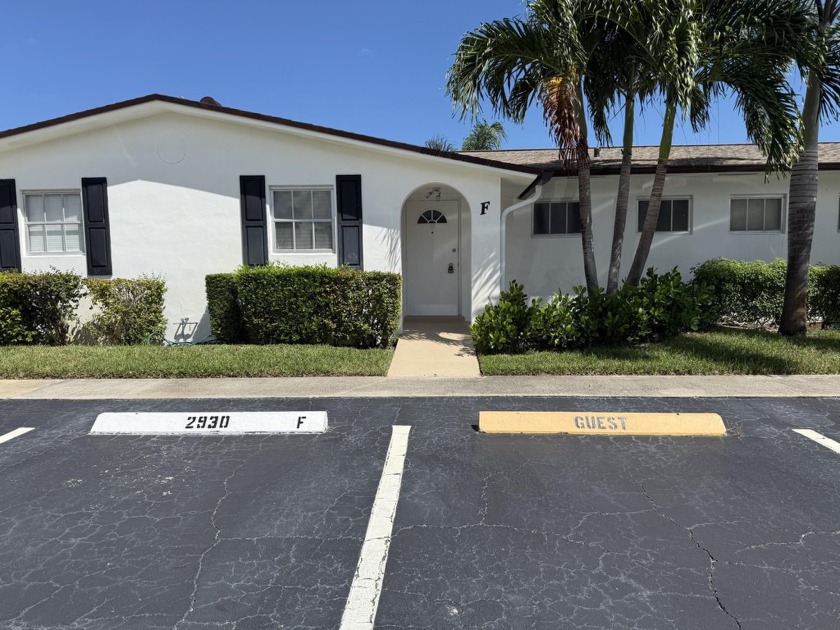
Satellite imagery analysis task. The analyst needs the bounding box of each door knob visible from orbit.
[448,263,454,274]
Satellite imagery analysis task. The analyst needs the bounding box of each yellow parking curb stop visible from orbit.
[479,411,726,436]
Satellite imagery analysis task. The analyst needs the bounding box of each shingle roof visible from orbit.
[462,143,840,174]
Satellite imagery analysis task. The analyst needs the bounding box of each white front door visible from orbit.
[404,201,459,316]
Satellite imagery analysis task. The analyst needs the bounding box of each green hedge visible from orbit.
[692,258,840,328]
[205,265,401,348]
[81,276,167,345]
[0,270,85,345]
[473,269,717,355]
[205,273,246,343]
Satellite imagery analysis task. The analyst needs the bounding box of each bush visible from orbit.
[206,265,401,349]
[475,269,713,355]
[692,258,840,327]
[471,281,535,354]
[206,274,246,343]
[81,276,167,345]
[0,307,32,345]
[811,265,840,329]
[0,269,84,345]
[692,258,786,326]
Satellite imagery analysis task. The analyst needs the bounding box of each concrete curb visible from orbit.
[1,375,840,400]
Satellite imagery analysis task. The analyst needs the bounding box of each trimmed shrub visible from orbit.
[692,258,786,325]
[0,269,84,345]
[81,276,167,345]
[206,265,401,348]
[692,258,840,327]
[811,265,840,329]
[205,274,246,343]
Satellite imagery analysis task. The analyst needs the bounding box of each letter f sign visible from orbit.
[480,201,490,215]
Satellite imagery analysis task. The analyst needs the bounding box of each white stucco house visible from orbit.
[1,94,838,339]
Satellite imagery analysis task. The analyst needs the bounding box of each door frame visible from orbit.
[402,198,462,317]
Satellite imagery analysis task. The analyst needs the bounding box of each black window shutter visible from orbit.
[0,179,21,271]
[82,177,112,276]
[240,176,268,266]
[336,175,363,269]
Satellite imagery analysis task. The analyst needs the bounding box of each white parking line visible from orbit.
[0,427,35,445]
[793,429,840,455]
[340,425,411,630]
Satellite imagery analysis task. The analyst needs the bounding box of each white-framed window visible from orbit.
[637,197,691,233]
[23,191,84,254]
[533,200,581,236]
[730,196,784,232]
[271,187,334,251]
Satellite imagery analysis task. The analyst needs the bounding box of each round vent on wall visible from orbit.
[156,132,187,165]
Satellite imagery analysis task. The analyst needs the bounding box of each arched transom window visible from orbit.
[418,209,448,224]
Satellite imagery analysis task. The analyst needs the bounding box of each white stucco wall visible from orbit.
[0,105,526,336]
[506,170,840,298]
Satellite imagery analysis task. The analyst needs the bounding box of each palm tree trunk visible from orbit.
[626,98,677,286]
[780,72,821,336]
[606,94,635,294]
[576,83,599,290]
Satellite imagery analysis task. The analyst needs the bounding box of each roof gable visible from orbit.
[0,94,538,175]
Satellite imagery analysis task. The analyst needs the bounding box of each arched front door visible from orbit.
[404,200,460,316]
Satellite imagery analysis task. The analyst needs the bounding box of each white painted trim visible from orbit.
[340,425,411,630]
[268,185,336,253]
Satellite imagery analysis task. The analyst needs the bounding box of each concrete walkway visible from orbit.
[2,375,840,400]
[386,317,480,378]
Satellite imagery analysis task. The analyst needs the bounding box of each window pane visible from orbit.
[64,225,82,252]
[656,200,672,232]
[46,224,64,252]
[747,199,765,230]
[295,221,314,249]
[672,199,689,232]
[63,194,82,222]
[730,199,747,230]
[273,191,293,220]
[567,202,582,234]
[314,222,332,249]
[26,195,44,222]
[28,225,45,253]
[549,202,567,234]
[765,198,782,231]
[44,194,63,223]
[312,191,332,220]
[275,222,293,249]
[293,190,313,220]
[638,200,649,232]
[534,203,550,234]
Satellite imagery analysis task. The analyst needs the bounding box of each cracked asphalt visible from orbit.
[1,396,839,629]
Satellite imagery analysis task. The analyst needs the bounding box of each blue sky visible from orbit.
[1,0,836,149]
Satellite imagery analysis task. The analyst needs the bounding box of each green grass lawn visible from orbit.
[0,344,393,378]
[478,327,840,375]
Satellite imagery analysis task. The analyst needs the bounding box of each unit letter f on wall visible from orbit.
[480,201,490,215]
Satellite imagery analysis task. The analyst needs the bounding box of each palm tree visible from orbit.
[462,120,509,150]
[446,2,605,290]
[592,0,810,286]
[424,135,457,152]
[780,0,840,336]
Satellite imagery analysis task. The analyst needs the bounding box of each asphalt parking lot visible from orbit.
[1,396,839,629]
